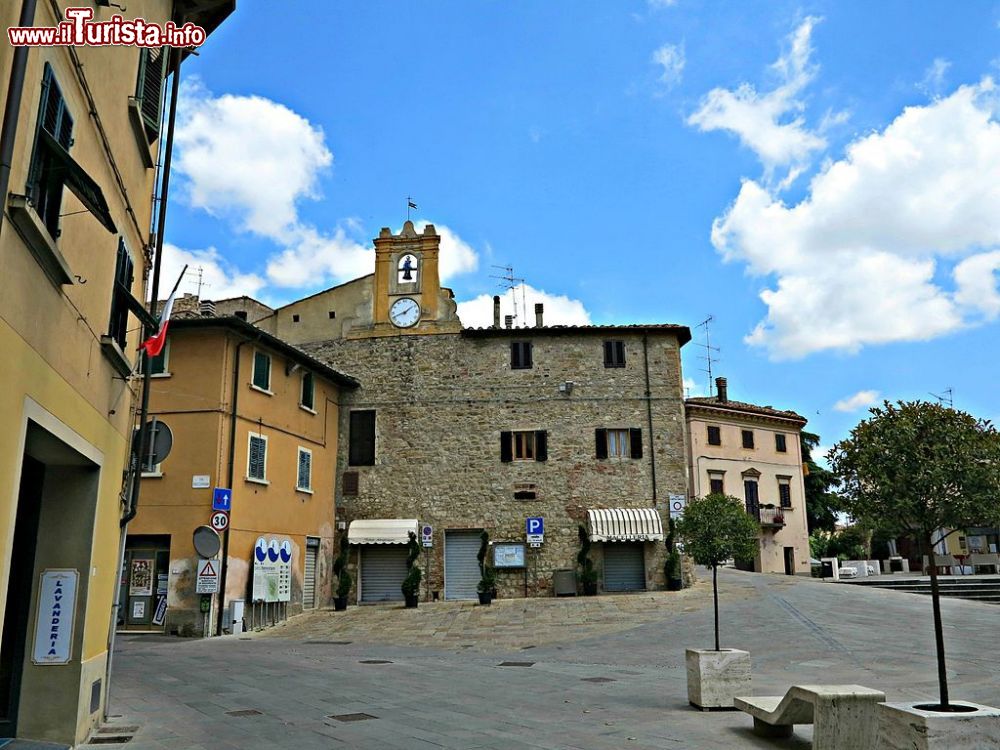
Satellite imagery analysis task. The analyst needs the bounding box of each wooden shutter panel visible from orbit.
[524,342,533,368]
[629,428,643,459]
[298,450,311,489]
[342,471,359,496]
[603,341,612,367]
[510,343,521,369]
[595,429,608,459]
[249,437,266,479]
[500,431,512,463]
[534,431,547,462]
[137,47,165,143]
[349,411,376,466]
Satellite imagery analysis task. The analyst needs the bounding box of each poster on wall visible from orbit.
[129,558,153,596]
[253,537,294,603]
[132,600,145,619]
[152,597,167,626]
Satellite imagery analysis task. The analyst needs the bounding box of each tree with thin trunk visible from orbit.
[829,400,1000,710]
[676,494,760,651]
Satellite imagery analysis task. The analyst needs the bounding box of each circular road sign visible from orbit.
[210,511,230,532]
[192,525,221,558]
[132,417,173,465]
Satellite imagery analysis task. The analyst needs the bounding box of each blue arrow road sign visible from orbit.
[212,487,232,512]
[526,517,544,536]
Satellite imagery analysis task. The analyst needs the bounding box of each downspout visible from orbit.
[642,334,658,504]
[105,44,182,717]
[0,0,38,240]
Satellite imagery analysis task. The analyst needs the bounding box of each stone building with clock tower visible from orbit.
[252,221,695,604]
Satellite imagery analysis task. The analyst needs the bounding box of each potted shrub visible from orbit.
[578,525,598,595]
[831,401,1000,746]
[665,517,684,591]
[476,530,498,599]
[676,493,760,709]
[401,531,421,608]
[477,565,496,605]
[332,533,350,611]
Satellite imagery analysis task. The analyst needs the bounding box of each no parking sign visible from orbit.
[669,494,687,518]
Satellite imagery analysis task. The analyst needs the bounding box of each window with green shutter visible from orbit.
[28,63,74,237]
[348,410,376,466]
[300,371,315,410]
[252,351,271,391]
[296,448,312,491]
[108,238,134,350]
[247,434,267,481]
[135,47,165,143]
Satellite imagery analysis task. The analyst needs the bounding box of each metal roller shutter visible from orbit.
[445,531,482,600]
[603,543,645,591]
[303,539,319,609]
[361,545,408,603]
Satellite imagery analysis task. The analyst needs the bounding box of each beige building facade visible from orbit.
[0,1,231,743]
[127,317,357,636]
[685,378,811,576]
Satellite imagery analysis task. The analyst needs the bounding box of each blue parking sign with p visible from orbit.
[526,517,544,536]
[213,487,232,512]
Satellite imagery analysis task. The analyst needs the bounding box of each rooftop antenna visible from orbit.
[929,387,953,408]
[695,314,720,396]
[491,264,526,325]
[188,266,210,298]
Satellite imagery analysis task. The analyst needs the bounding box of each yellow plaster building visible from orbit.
[685,378,812,576]
[0,1,232,743]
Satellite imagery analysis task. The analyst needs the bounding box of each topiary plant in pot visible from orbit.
[664,517,683,591]
[401,530,421,608]
[333,533,351,611]
[477,565,496,605]
[578,525,598,595]
[477,530,497,600]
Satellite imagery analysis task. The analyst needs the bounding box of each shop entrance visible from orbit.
[119,537,171,632]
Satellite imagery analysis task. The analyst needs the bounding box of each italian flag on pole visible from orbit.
[141,287,176,358]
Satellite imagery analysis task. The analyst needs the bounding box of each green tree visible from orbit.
[829,400,1000,708]
[676,494,760,651]
[801,431,841,532]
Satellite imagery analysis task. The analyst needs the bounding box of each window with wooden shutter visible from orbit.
[778,479,792,508]
[595,428,608,459]
[707,425,721,446]
[348,410,376,466]
[252,351,271,391]
[603,340,625,368]
[342,471,359,496]
[29,63,73,237]
[534,430,548,462]
[500,431,513,463]
[709,472,725,495]
[744,479,759,518]
[141,338,169,375]
[135,47,165,143]
[300,371,315,410]
[510,341,533,369]
[247,434,267,482]
[741,429,755,449]
[108,238,134,350]
[629,428,643,459]
[296,448,312,492]
[775,433,787,453]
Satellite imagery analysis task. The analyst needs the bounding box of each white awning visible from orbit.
[587,508,664,542]
[347,519,419,545]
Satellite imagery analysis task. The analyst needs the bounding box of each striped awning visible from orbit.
[347,519,418,545]
[587,508,664,542]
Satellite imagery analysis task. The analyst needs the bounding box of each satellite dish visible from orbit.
[133,417,173,466]
[193,525,221,558]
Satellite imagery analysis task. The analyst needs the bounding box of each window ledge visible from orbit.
[100,336,134,378]
[150,372,172,379]
[127,97,155,169]
[245,476,270,486]
[249,384,274,396]
[296,487,314,495]
[8,194,74,287]
[299,404,317,415]
[141,471,163,478]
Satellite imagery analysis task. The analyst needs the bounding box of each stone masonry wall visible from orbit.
[307,330,689,599]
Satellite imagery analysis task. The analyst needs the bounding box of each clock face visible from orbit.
[389,297,420,328]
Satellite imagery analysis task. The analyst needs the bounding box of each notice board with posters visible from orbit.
[493,543,526,568]
[252,537,292,602]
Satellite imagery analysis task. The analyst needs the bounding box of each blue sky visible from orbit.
[162,1,1000,451]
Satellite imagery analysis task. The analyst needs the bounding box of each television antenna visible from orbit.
[695,315,720,396]
[928,387,953,408]
[490,264,526,325]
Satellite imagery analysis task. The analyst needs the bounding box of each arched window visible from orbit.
[397,253,419,284]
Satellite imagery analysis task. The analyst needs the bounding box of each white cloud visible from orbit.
[833,390,881,413]
[264,225,372,288]
[682,377,707,397]
[413,221,479,281]
[919,58,951,97]
[456,284,591,328]
[710,77,1000,359]
[648,0,677,7]
[158,243,267,301]
[954,250,1000,319]
[652,43,685,89]
[687,17,825,180]
[175,79,331,239]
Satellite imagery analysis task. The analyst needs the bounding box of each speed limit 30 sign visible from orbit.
[210,511,230,532]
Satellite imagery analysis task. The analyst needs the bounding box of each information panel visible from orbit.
[493,543,526,569]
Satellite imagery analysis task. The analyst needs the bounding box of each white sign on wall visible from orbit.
[252,537,292,603]
[668,494,688,518]
[192,475,211,489]
[32,569,78,665]
[196,559,220,594]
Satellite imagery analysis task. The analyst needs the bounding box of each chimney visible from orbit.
[535,303,544,328]
[504,315,513,329]
[493,295,501,329]
[199,300,216,317]
[716,377,728,403]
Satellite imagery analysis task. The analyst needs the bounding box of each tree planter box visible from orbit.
[876,701,1000,749]
[333,596,347,611]
[686,648,751,710]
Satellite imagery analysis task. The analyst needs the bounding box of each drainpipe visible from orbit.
[0,0,38,240]
[642,334,658,504]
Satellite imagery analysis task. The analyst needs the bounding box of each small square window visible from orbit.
[606,428,630,457]
[775,433,787,453]
[292,314,300,323]
[252,351,271,391]
[709,473,725,495]
[513,431,535,460]
[603,340,626,368]
[511,341,533,369]
[342,471,359,496]
[707,425,721,446]
[328,310,336,319]
[741,430,755,449]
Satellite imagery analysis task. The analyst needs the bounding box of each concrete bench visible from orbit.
[969,553,1000,573]
[735,684,886,750]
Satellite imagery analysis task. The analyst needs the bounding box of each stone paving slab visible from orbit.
[107,569,1000,749]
